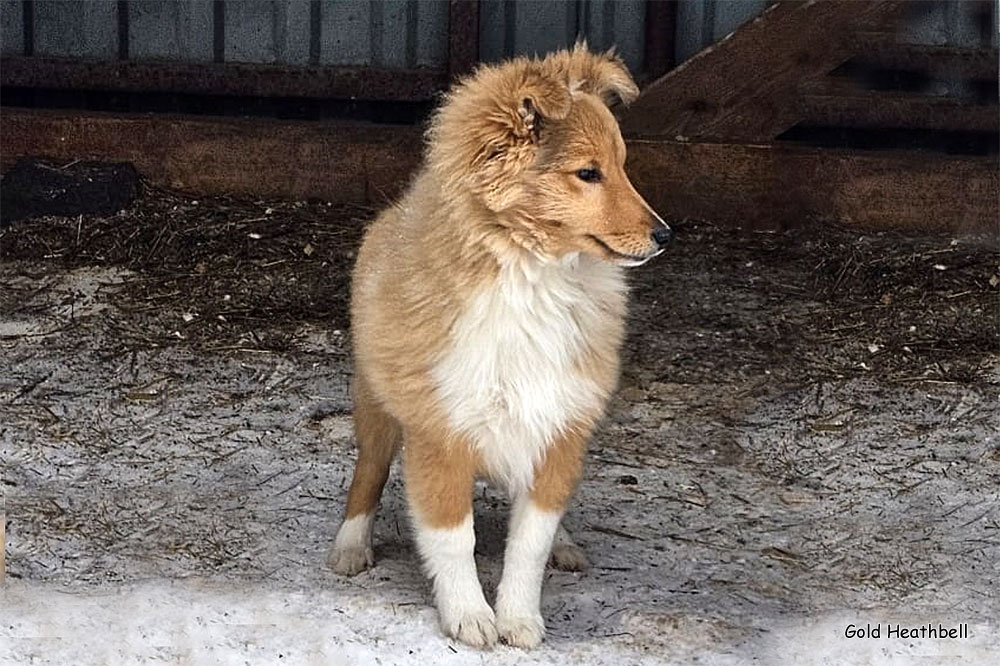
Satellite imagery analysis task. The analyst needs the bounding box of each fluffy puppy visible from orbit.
[330,43,670,649]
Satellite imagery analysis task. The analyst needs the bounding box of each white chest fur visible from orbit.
[431,253,625,496]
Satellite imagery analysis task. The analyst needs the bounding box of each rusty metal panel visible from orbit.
[224,0,311,65]
[33,0,117,59]
[128,0,214,62]
[1,0,23,55]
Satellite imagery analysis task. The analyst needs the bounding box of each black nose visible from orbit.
[651,225,673,248]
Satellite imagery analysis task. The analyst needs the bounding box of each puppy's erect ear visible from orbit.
[543,41,640,107]
[506,69,574,140]
[427,59,572,211]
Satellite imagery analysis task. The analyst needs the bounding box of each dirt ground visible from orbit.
[1,187,998,665]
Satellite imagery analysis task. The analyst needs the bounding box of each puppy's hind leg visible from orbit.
[549,522,588,572]
[329,376,401,576]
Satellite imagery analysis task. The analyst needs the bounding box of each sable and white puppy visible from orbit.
[329,44,671,649]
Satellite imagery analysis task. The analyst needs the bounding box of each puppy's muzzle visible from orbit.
[651,224,673,250]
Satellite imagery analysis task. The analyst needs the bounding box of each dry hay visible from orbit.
[2,181,996,387]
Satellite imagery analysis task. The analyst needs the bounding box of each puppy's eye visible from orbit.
[576,168,602,183]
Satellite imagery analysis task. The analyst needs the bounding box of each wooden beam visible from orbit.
[0,56,448,102]
[2,109,994,232]
[0,108,423,204]
[448,0,480,81]
[621,0,903,140]
[852,35,1000,81]
[799,92,999,133]
[626,139,997,232]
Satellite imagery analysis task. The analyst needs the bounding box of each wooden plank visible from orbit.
[0,56,448,102]
[799,92,999,133]
[621,0,903,140]
[3,109,994,232]
[852,35,999,81]
[448,0,480,80]
[625,138,997,232]
[0,108,423,204]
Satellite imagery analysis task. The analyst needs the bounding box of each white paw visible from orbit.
[549,542,588,571]
[496,612,545,649]
[441,604,498,649]
[328,544,373,576]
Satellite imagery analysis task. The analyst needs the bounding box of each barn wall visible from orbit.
[0,0,22,55]
[477,0,646,73]
[127,1,215,62]
[674,0,769,63]
[0,1,994,80]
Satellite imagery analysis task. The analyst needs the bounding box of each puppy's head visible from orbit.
[427,43,670,266]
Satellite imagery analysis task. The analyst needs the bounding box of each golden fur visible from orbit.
[330,44,669,649]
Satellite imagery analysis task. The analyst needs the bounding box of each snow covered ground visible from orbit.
[4,580,995,665]
[2,205,998,665]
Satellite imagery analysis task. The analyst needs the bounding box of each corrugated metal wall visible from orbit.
[0,0,451,68]
[1,1,995,74]
[674,0,769,63]
[0,0,22,56]
[478,0,646,73]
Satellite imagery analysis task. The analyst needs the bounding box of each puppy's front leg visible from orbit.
[496,425,588,649]
[405,431,497,648]
[494,495,563,648]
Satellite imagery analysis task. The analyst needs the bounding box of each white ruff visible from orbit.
[431,251,624,495]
